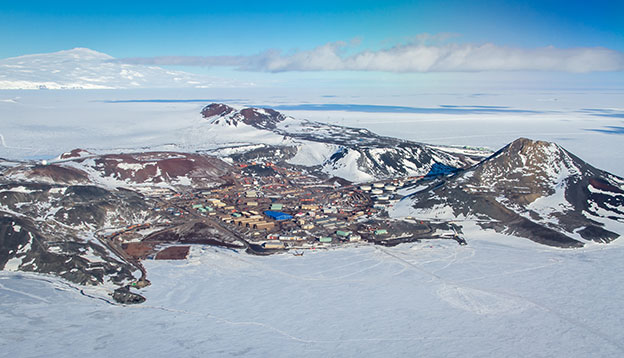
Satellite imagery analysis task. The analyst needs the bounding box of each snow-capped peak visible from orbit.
[46,47,114,60]
[0,48,224,89]
[4,47,114,62]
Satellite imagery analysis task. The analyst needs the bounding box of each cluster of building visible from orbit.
[146,161,440,251]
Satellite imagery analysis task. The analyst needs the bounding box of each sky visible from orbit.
[1,0,623,90]
[2,0,623,57]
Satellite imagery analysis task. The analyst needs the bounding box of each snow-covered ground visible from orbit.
[2,233,624,357]
[1,88,622,176]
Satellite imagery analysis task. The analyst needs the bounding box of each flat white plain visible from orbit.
[2,233,624,357]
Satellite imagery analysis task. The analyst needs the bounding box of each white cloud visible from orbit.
[116,40,624,73]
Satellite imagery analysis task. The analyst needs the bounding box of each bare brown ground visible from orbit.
[155,246,190,260]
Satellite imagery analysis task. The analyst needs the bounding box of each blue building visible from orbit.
[264,211,293,221]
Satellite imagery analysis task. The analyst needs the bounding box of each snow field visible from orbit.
[2,236,624,357]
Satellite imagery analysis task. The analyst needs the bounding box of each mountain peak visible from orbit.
[504,137,559,155]
[508,136,549,147]
[200,104,287,130]
[201,103,236,118]
[0,48,219,89]
[239,107,286,129]
[398,137,624,247]
[58,47,113,59]
[483,137,576,180]
[58,148,94,160]
[4,47,114,62]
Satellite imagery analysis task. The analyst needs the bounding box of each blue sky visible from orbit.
[1,0,623,90]
[2,0,622,58]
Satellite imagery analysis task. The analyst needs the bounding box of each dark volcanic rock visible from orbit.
[228,145,298,163]
[0,214,137,285]
[239,107,286,129]
[241,164,277,177]
[112,286,146,304]
[59,148,93,160]
[54,185,150,229]
[201,103,236,118]
[0,179,158,297]
[58,152,232,187]
[201,103,286,130]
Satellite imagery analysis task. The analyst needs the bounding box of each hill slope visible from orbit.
[189,103,488,182]
[392,138,624,247]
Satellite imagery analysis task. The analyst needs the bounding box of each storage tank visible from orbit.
[360,185,372,191]
[373,183,385,188]
[371,189,383,195]
[384,185,397,191]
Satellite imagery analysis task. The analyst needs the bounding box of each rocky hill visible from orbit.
[0,182,157,288]
[201,104,287,130]
[0,151,235,302]
[392,138,624,247]
[5,151,232,189]
[195,103,488,182]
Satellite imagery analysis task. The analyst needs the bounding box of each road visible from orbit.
[94,226,148,283]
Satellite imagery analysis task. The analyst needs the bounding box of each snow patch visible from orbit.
[287,142,337,166]
[116,162,146,171]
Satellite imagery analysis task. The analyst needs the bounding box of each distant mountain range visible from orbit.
[0,48,227,89]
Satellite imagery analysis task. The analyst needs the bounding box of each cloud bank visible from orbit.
[116,41,624,73]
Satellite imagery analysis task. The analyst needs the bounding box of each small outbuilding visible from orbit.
[348,234,361,242]
[263,241,285,249]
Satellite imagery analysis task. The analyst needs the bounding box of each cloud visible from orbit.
[115,40,624,73]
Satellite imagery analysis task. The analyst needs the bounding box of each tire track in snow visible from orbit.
[0,282,50,303]
[215,249,395,282]
[132,303,481,345]
[0,133,31,150]
[375,246,624,353]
